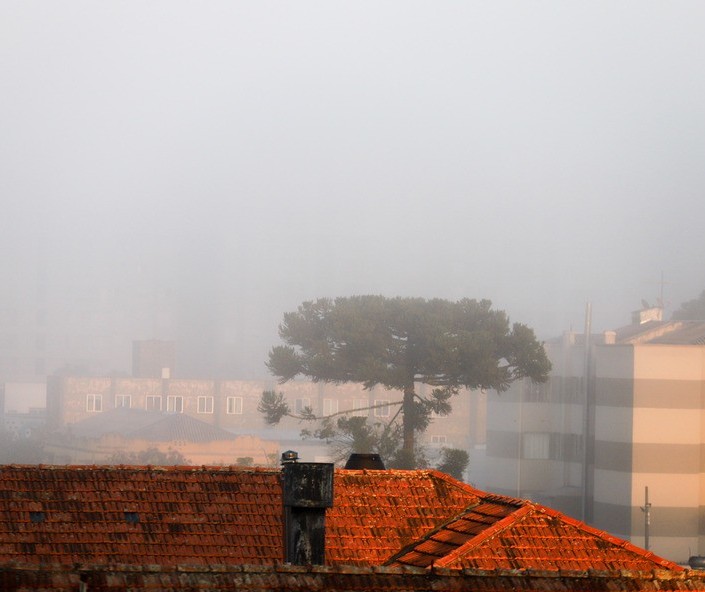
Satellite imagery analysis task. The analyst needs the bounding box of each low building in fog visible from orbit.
[45,374,482,469]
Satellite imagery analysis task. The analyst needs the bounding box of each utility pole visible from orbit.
[641,486,652,551]
[581,302,591,522]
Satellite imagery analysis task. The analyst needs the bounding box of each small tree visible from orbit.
[265,296,550,467]
[436,447,470,480]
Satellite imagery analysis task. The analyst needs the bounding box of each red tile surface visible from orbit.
[388,501,682,572]
[0,464,683,575]
[0,465,478,567]
[326,469,482,565]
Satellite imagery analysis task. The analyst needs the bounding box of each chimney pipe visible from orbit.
[344,453,385,470]
[281,453,334,565]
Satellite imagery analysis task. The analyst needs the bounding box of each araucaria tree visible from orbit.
[266,296,551,467]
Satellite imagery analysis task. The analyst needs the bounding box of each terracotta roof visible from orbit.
[387,502,681,572]
[0,464,682,575]
[0,465,283,566]
[0,465,478,567]
[327,469,485,565]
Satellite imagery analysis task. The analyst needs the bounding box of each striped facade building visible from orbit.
[483,306,705,564]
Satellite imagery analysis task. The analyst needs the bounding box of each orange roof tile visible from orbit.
[0,464,683,575]
[387,501,682,572]
[0,465,478,567]
[326,469,483,565]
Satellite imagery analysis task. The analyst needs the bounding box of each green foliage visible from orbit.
[268,296,551,392]
[436,447,470,480]
[672,290,705,320]
[108,447,188,466]
[257,390,290,425]
[266,296,551,467]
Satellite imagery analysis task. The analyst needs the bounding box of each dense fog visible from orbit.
[2,2,705,379]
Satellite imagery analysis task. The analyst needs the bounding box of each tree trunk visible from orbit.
[402,386,415,456]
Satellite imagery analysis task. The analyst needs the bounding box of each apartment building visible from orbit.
[483,306,705,564]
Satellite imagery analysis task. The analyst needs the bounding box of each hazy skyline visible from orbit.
[2,2,705,377]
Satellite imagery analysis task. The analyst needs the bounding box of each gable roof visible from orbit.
[0,464,681,574]
[67,408,238,442]
[386,501,680,571]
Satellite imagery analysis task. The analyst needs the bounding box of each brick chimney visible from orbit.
[281,451,334,565]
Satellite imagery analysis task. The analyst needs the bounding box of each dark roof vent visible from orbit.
[344,453,385,470]
[281,450,299,464]
[29,511,45,523]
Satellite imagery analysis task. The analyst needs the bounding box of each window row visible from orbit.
[86,394,244,415]
[86,394,394,418]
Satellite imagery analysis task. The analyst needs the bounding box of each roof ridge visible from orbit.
[433,503,536,568]
[383,494,525,567]
[531,505,682,570]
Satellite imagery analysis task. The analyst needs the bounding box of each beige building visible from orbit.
[46,375,482,470]
[483,306,705,564]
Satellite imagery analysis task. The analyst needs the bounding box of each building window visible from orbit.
[146,395,162,411]
[166,396,184,414]
[227,396,243,415]
[431,435,447,445]
[322,398,338,416]
[115,394,131,409]
[522,432,550,460]
[86,394,102,412]
[524,380,550,403]
[352,399,368,417]
[373,400,390,418]
[197,396,214,414]
[295,398,311,415]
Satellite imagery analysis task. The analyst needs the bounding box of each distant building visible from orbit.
[45,408,279,466]
[45,375,481,470]
[483,306,705,563]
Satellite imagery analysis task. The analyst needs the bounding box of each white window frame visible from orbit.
[352,399,368,417]
[145,395,162,411]
[226,396,243,415]
[322,398,338,416]
[373,400,390,418]
[197,396,214,414]
[166,395,184,414]
[295,398,311,415]
[431,434,447,445]
[86,394,102,412]
[115,394,131,409]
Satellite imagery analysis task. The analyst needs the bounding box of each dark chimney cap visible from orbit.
[344,453,385,470]
[281,450,299,464]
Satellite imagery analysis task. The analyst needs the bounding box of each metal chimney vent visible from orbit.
[344,453,385,470]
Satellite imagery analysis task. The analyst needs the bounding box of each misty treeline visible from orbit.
[671,290,705,321]
[260,295,551,470]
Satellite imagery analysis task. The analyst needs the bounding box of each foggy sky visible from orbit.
[2,2,705,377]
